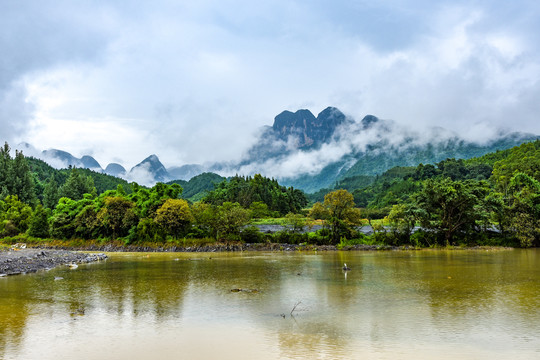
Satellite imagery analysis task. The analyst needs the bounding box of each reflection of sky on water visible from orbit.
[0,250,539,359]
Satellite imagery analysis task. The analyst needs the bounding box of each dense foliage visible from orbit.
[1,147,308,242]
[204,174,308,215]
[342,140,540,247]
[0,141,539,247]
[1,143,36,204]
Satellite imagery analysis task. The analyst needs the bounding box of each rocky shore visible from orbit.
[30,242,397,253]
[0,249,107,276]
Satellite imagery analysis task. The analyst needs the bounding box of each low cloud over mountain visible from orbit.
[17,106,539,192]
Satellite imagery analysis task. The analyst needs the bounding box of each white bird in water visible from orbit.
[342,263,351,271]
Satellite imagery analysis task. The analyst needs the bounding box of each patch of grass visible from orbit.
[166,237,218,248]
[249,217,288,225]
[250,217,322,227]
[337,235,384,249]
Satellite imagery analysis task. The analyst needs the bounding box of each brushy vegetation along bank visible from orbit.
[0,236,387,252]
[0,235,514,253]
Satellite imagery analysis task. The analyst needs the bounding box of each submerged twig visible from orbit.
[290,301,302,316]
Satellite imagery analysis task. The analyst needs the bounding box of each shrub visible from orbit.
[240,226,265,243]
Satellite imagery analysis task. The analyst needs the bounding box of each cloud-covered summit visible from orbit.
[16,105,538,191]
[1,1,540,170]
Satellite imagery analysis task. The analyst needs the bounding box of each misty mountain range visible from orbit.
[18,107,539,193]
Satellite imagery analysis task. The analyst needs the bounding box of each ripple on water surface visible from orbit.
[0,250,539,359]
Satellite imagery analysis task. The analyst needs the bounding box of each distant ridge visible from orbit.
[18,107,540,192]
[41,149,101,170]
[104,163,127,177]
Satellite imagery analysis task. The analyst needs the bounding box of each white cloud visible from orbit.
[125,162,156,187]
[1,0,539,173]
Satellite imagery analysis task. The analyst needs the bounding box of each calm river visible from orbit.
[1,249,539,359]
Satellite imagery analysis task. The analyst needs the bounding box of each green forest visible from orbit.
[0,140,539,248]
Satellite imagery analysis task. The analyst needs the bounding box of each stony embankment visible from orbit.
[0,249,107,276]
[31,242,397,252]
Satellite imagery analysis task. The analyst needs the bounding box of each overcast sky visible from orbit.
[1,0,540,169]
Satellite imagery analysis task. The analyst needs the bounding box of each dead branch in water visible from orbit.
[290,301,302,316]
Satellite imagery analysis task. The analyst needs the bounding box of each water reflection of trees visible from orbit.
[380,250,540,345]
[1,250,539,359]
[272,250,540,356]
[0,278,32,357]
[0,254,193,359]
[92,257,190,319]
[415,251,540,314]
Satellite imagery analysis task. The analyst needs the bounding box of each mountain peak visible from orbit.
[80,155,101,169]
[271,107,347,148]
[144,154,160,162]
[272,109,316,133]
[130,154,169,183]
[104,163,127,177]
[361,115,379,129]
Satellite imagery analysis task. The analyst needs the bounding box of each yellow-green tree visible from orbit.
[386,204,416,245]
[311,189,362,244]
[214,202,251,240]
[154,199,193,239]
[308,201,328,220]
[284,212,307,233]
[98,196,137,239]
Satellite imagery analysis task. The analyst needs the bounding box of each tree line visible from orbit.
[1,142,309,242]
[1,140,539,247]
[308,140,540,247]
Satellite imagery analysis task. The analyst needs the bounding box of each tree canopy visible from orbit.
[204,174,308,215]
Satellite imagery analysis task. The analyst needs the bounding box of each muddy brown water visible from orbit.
[1,249,539,359]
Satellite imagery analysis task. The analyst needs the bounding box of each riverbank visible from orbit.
[22,242,395,252]
[1,238,515,253]
[0,248,107,276]
[0,242,514,277]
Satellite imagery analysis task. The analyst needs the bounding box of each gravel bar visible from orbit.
[0,249,107,276]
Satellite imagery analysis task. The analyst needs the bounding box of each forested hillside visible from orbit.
[308,140,540,247]
[0,141,538,248]
[167,172,225,201]
[0,142,307,242]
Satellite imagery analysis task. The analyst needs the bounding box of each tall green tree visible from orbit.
[60,168,97,200]
[28,204,50,238]
[0,143,36,205]
[507,173,540,247]
[0,142,12,194]
[43,178,60,209]
[412,178,489,245]
[11,150,36,205]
